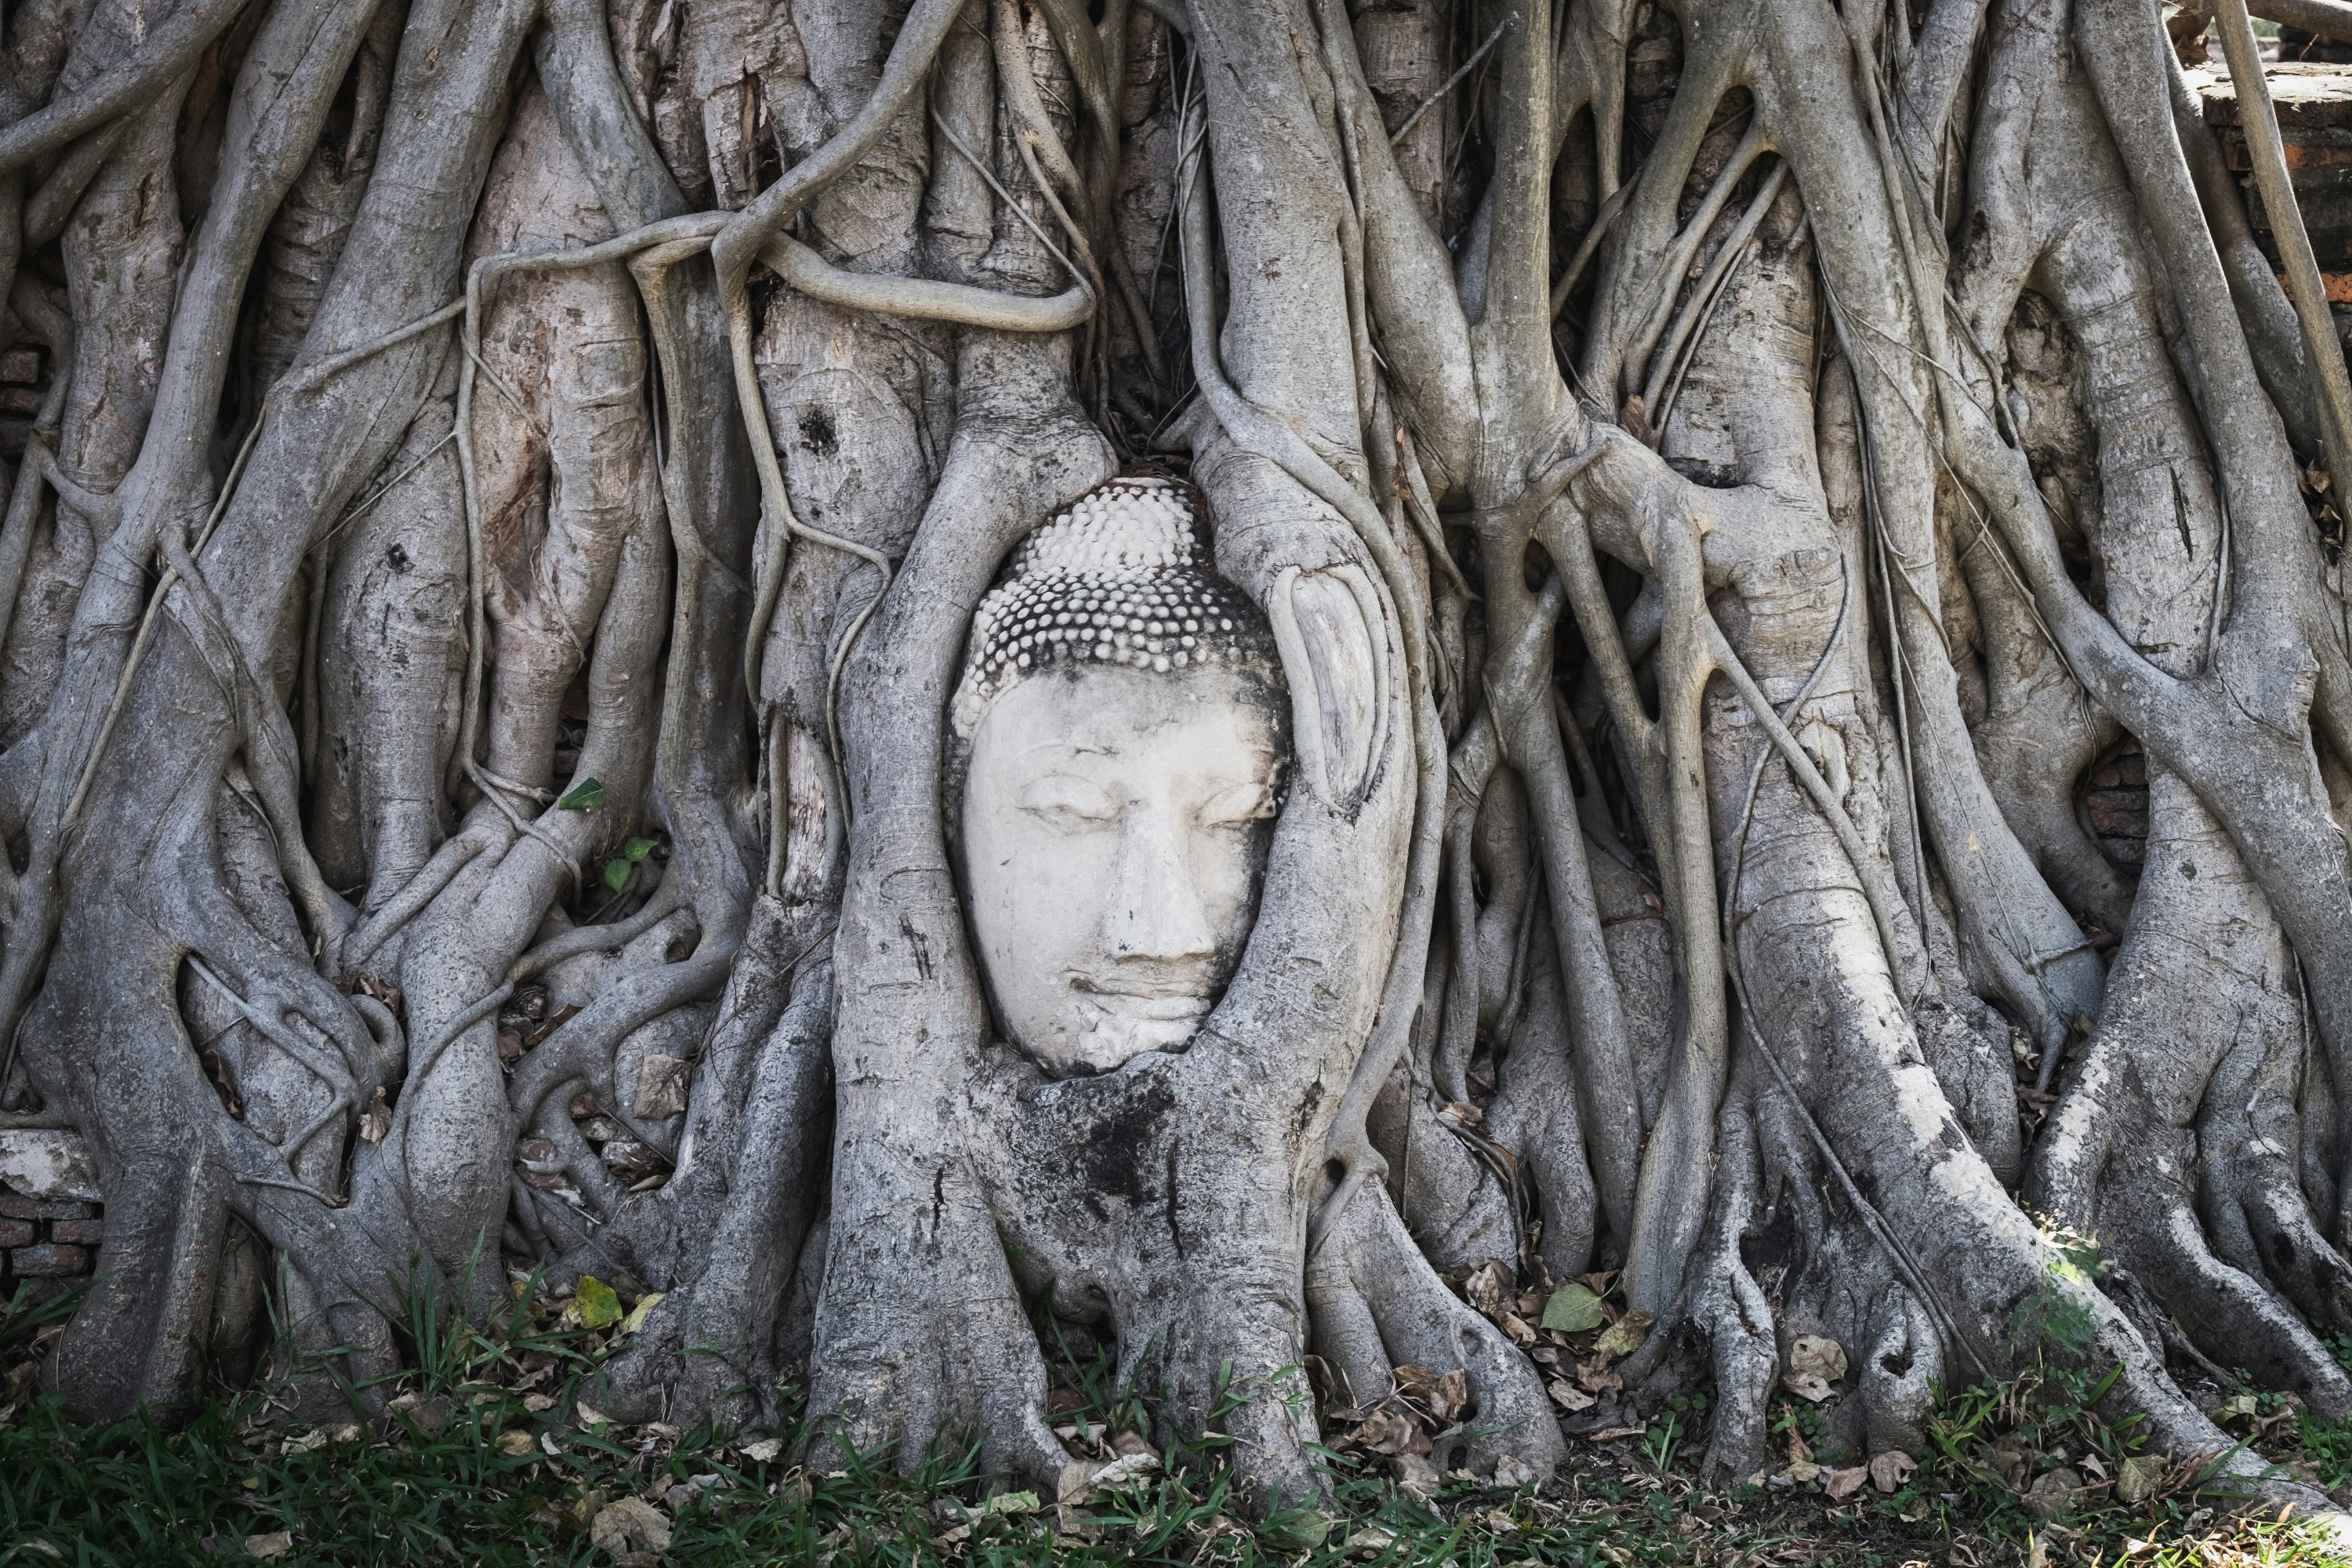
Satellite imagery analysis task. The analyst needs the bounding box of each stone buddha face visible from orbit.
[952,479,1289,1077]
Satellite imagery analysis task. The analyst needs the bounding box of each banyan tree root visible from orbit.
[4,0,2352,1523]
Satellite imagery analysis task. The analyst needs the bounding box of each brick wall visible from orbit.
[0,1186,100,1304]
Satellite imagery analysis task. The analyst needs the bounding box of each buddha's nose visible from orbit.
[1103,808,1218,965]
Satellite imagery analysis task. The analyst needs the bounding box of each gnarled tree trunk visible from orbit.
[3,0,2350,1517]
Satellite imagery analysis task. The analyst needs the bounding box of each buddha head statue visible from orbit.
[950,477,1290,1077]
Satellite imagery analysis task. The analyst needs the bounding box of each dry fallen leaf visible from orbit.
[1784,1334,1846,1402]
[2026,1468,2084,1521]
[358,1087,390,1145]
[1062,1450,1160,1499]
[1548,1380,1595,1412]
[634,1054,691,1119]
[1869,1449,1917,1493]
[590,1497,672,1557]
[1460,1261,1512,1316]
[1430,1368,1468,1422]
[1592,1309,1652,1361]
[1788,1333,1846,1378]
[1783,1370,1834,1402]
[2117,1452,2165,1503]
[1391,1451,1440,1498]
[1823,1465,1870,1501]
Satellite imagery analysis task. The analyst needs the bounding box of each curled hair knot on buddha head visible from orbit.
[949,476,1286,743]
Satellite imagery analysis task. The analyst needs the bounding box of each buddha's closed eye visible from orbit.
[1197,781,1278,827]
[1017,773,1120,828]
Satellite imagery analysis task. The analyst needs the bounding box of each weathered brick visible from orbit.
[0,1192,96,1222]
[0,1219,31,1248]
[2085,800,2148,837]
[9,1243,89,1276]
[49,1218,103,1246]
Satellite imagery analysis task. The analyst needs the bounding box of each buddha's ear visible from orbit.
[1265,562,1393,811]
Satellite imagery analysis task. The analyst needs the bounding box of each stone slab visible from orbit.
[0,1127,100,1204]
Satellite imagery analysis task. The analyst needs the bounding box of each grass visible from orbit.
[2,1275,2350,1568]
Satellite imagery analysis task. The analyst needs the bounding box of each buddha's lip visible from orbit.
[1071,975,1212,1020]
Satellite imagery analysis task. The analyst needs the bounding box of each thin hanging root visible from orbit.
[2212,0,2352,495]
[1552,176,1641,322]
[1623,120,1772,378]
[1700,581,1910,975]
[61,274,481,869]
[1724,956,1994,1383]
[339,827,493,975]
[509,875,689,983]
[60,419,264,840]
[1390,17,1511,149]
[397,982,514,1105]
[0,0,253,174]
[505,942,737,1125]
[23,118,130,249]
[185,956,360,1112]
[1642,162,1789,417]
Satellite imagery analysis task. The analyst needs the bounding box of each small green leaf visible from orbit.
[556,777,605,811]
[622,836,657,862]
[603,858,632,893]
[572,1276,623,1330]
[1541,1283,1606,1334]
